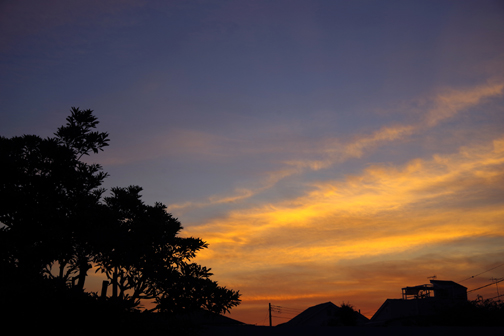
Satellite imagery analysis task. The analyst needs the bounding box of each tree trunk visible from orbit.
[75,257,91,291]
[112,266,118,298]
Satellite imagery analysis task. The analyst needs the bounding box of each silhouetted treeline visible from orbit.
[379,298,504,327]
[428,297,504,326]
[0,108,239,331]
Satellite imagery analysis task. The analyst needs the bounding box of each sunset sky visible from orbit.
[1,0,504,325]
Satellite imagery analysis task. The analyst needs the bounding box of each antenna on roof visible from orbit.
[427,275,437,280]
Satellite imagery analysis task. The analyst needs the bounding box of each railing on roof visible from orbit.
[402,284,434,300]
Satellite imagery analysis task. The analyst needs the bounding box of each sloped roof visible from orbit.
[280,302,369,327]
[286,302,337,326]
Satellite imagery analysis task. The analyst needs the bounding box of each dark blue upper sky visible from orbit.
[2,0,504,324]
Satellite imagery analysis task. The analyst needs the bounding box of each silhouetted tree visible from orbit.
[339,302,358,326]
[427,296,504,326]
[1,107,240,323]
[95,186,240,314]
[0,107,108,290]
[154,262,241,315]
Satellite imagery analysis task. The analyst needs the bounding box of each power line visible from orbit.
[270,304,303,310]
[269,303,304,326]
[257,313,268,326]
[272,307,303,313]
[459,263,504,283]
[270,304,304,314]
[468,277,504,293]
[488,293,504,301]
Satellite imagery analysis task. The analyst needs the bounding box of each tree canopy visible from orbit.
[0,108,240,324]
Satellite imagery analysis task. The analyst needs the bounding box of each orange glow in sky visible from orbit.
[181,85,504,324]
[2,0,504,326]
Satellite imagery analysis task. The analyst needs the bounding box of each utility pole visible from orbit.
[269,303,272,327]
[491,278,501,300]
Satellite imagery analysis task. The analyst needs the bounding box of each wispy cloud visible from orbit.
[424,83,504,126]
[169,82,503,212]
[188,133,504,258]
[185,133,504,321]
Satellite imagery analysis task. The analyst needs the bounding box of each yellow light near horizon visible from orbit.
[187,136,504,276]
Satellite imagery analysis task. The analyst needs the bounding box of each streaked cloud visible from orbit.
[3,0,504,325]
[424,83,504,126]
[189,134,504,258]
[169,82,503,213]
[183,128,504,322]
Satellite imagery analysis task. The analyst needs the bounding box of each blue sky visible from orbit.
[2,0,504,324]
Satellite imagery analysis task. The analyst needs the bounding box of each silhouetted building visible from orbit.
[370,280,467,326]
[279,302,369,327]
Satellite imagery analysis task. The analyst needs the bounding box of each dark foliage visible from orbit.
[384,297,504,327]
[0,107,240,329]
[0,108,108,288]
[95,185,240,315]
[338,302,358,326]
[428,297,504,326]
